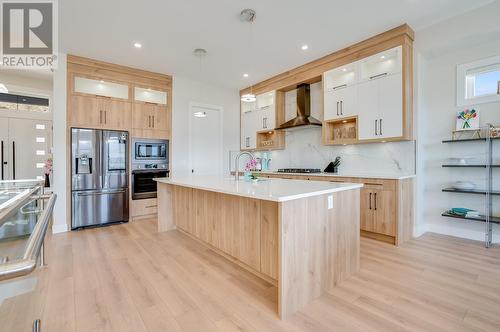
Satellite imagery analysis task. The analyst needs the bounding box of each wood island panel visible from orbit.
[156,182,361,319]
[278,189,360,318]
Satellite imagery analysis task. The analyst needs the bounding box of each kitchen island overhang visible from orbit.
[155,176,363,318]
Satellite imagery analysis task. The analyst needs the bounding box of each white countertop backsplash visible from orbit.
[155,176,363,202]
[243,127,416,179]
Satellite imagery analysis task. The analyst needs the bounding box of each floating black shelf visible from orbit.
[442,164,500,168]
[442,188,500,195]
[442,212,500,225]
[442,137,500,143]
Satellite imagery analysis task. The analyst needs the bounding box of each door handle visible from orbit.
[1,140,4,180]
[374,193,377,210]
[369,192,372,210]
[379,119,382,136]
[12,141,15,180]
[336,102,339,116]
[375,120,378,135]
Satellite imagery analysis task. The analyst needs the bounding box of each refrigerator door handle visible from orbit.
[12,141,16,180]
[76,189,126,197]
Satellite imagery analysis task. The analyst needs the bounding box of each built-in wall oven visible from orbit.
[131,138,169,200]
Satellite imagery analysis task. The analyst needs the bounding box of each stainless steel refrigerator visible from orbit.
[71,128,129,229]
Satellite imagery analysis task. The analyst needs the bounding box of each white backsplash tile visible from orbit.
[255,127,416,176]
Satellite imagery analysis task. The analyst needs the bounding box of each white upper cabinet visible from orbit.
[357,79,379,140]
[134,87,167,105]
[357,72,403,140]
[74,76,129,99]
[359,46,402,82]
[241,109,258,150]
[323,45,404,142]
[377,73,403,139]
[323,63,358,91]
[324,85,357,121]
[256,91,275,109]
[241,100,256,114]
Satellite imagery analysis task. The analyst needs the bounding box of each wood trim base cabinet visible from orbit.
[156,182,361,319]
[261,173,415,246]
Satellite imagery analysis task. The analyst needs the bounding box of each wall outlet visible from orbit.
[328,195,333,209]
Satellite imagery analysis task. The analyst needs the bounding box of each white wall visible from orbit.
[171,76,240,176]
[51,54,68,233]
[415,0,500,243]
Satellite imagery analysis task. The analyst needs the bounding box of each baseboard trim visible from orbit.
[52,223,68,234]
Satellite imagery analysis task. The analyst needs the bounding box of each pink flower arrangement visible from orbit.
[245,158,258,171]
[43,158,53,175]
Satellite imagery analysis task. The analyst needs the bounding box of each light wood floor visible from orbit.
[1,218,499,331]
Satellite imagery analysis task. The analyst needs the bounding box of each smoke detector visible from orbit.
[239,9,256,22]
[193,48,207,57]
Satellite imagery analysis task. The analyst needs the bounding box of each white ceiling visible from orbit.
[60,0,494,89]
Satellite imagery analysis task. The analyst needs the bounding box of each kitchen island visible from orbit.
[155,176,363,318]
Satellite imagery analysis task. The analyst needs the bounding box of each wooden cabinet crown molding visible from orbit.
[67,54,172,89]
[240,24,414,96]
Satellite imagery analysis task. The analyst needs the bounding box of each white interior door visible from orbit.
[0,121,9,180]
[8,118,52,180]
[189,104,223,175]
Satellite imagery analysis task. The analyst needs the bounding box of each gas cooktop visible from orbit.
[276,168,322,174]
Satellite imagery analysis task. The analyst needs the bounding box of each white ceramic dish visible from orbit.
[452,181,476,190]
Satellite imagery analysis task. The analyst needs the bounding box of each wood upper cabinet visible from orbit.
[68,95,101,127]
[132,86,170,138]
[101,98,131,130]
[68,95,131,130]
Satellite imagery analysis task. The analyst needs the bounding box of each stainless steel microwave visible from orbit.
[132,138,169,163]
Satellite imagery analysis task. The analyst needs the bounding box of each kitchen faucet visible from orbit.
[234,151,254,181]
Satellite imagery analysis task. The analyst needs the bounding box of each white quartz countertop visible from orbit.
[155,175,363,202]
[259,171,416,180]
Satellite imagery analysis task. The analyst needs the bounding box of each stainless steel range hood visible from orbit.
[276,83,322,130]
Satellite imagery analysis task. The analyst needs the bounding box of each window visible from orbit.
[457,54,500,106]
[0,92,50,112]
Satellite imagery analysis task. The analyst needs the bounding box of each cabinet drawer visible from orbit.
[357,178,396,191]
[131,198,158,217]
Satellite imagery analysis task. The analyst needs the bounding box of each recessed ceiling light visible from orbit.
[342,120,348,123]
[380,55,385,59]
[342,68,347,72]
[243,73,249,78]
[134,42,142,48]
[301,45,309,50]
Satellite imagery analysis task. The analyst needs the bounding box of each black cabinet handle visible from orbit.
[340,101,343,115]
[332,84,347,90]
[374,193,377,210]
[369,72,388,80]
[379,119,383,136]
[1,140,4,180]
[375,120,378,135]
[369,193,372,210]
[336,102,339,116]
[12,141,15,180]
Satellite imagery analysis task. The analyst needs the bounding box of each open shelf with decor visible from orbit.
[256,130,285,151]
[441,124,497,247]
[323,116,358,145]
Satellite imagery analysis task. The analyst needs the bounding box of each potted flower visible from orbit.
[43,158,53,188]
